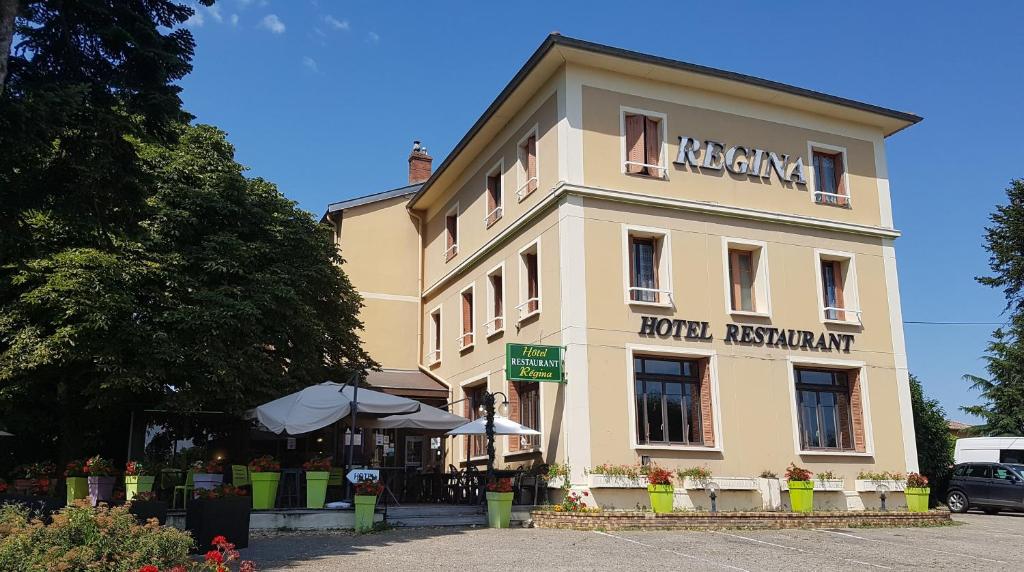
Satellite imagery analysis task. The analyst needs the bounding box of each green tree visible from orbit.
[910,374,954,500]
[963,179,1024,435]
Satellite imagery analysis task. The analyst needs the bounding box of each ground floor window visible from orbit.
[633,356,706,446]
[509,381,540,451]
[794,368,857,451]
[464,384,487,458]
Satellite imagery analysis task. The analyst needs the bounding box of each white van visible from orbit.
[954,437,1024,464]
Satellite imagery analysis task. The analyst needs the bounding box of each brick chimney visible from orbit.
[408,141,433,184]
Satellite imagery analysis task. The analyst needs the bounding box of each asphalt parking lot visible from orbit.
[242,512,1024,571]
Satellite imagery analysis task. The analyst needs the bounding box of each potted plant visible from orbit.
[677,466,713,489]
[84,455,116,506]
[485,477,515,528]
[192,459,225,491]
[645,466,674,514]
[124,460,155,502]
[785,462,814,513]
[905,472,930,512]
[13,462,54,496]
[187,484,251,552]
[247,455,281,510]
[64,459,88,505]
[353,477,383,533]
[587,464,647,488]
[128,490,168,525]
[813,470,845,491]
[302,456,332,509]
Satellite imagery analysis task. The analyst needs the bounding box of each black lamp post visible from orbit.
[481,391,508,484]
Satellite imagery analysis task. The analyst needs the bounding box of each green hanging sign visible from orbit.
[505,343,565,383]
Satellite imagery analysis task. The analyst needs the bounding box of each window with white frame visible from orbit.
[517,240,541,322]
[508,381,540,451]
[459,285,475,351]
[621,108,666,178]
[444,205,459,262]
[516,128,538,201]
[622,226,671,305]
[815,250,860,323]
[485,264,505,337]
[463,382,487,458]
[723,239,771,315]
[793,367,864,452]
[484,162,503,228]
[632,355,714,447]
[426,307,441,365]
[808,142,850,207]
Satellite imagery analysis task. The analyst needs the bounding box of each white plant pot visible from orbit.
[781,478,845,492]
[193,473,224,491]
[757,478,783,510]
[684,477,759,491]
[588,473,648,489]
[855,479,906,492]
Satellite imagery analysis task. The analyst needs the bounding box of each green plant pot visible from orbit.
[905,487,929,512]
[354,494,377,532]
[66,477,88,505]
[305,471,330,509]
[124,475,155,502]
[486,491,514,528]
[788,480,814,513]
[250,472,280,509]
[648,484,674,513]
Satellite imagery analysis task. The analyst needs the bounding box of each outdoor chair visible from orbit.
[277,468,302,508]
[231,465,251,488]
[517,464,549,506]
[171,471,194,509]
[158,468,183,500]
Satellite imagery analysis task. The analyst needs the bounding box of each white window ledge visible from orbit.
[632,444,723,453]
[729,309,772,319]
[627,299,673,309]
[823,318,862,327]
[797,450,873,458]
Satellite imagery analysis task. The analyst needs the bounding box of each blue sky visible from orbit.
[178,0,1022,423]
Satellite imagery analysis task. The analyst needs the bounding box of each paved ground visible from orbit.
[241,511,1024,571]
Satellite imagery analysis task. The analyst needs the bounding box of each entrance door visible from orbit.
[405,436,423,468]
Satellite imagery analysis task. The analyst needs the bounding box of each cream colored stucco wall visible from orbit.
[335,195,421,370]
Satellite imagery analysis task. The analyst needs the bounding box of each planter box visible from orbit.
[855,479,906,492]
[683,477,759,491]
[588,474,648,489]
[546,476,567,489]
[185,496,250,552]
[125,475,156,502]
[781,478,845,492]
[193,473,224,491]
[88,476,115,506]
[129,499,168,525]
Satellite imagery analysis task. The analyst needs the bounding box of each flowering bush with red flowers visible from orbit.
[194,484,248,500]
[125,460,149,476]
[14,461,55,480]
[354,477,384,496]
[302,456,332,472]
[84,455,116,477]
[133,535,256,572]
[486,478,513,493]
[906,472,929,488]
[553,490,599,513]
[644,466,674,486]
[0,479,7,494]
[247,455,281,473]
[192,459,224,474]
[65,459,87,478]
[784,462,812,482]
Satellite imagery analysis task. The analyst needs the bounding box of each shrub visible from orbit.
[759,470,778,479]
[302,456,332,472]
[486,478,513,493]
[247,455,280,473]
[856,470,905,481]
[0,502,193,571]
[587,464,642,479]
[554,490,596,513]
[354,477,383,496]
[677,466,712,480]
[784,463,812,482]
[815,470,837,481]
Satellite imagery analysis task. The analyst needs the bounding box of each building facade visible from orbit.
[324,35,922,509]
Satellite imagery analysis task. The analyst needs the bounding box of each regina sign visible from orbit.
[506,343,564,383]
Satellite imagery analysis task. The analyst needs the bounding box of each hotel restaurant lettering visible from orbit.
[324,35,922,510]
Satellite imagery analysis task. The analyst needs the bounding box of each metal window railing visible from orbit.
[623,161,667,176]
[824,306,862,324]
[485,316,504,336]
[813,191,851,207]
[456,332,475,350]
[443,243,458,261]
[516,297,540,321]
[483,206,503,225]
[516,178,538,201]
[424,349,441,365]
[627,287,673,304]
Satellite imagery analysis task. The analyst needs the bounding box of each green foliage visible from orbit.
[0,502,194,571]
[910,374,954,501]
[965,179,1024,435]
[676,466,712,480]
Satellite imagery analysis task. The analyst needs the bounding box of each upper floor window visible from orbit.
[623,225,671,306]
[815,250,860,324]
[517,240,541,323]
[508,381,540,451]
[459,285,475,351]
[808,142,849,207]
[622,109,666,178]
[426,307,441,366]
[723,238,771,316]
[444,205,459,262]
[516,128,538,201]
[485,162,503,228]
[485,264,505,338]
[464,383,487,458]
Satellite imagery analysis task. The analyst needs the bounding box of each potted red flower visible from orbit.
[645,466,674,513]
[353,477,383,533]
[785,462,814,513]
[84,455,115,506]
[485,477,515,528]
[247,455,281,510]
[124,460,155,502]
[192,459,225,491]
[64,459,88,504]
[187,484,251,552]
[302,456,332,509]
[13,462,54,497]
[905,472,929,512]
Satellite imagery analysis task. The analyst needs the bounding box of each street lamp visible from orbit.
[876,483,890,512]
[707,481,720,513]
[482,391,509,483]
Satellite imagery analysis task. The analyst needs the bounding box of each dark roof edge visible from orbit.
[408,33,922,209]
[322,183,422,220]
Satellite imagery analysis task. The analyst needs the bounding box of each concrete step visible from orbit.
[387,514,488,528]
[385,505,484,517]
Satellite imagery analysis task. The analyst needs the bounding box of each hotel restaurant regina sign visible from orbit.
[506,343,564,383]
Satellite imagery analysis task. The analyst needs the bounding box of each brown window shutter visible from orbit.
[834,153,847,206]
[486,176,496,213]
[728,250,741,311]
[507,382,521,452]
[644,117,661,176]
[625,114,645,174]
[526,253,539,312]
[833,261,846,321]
[837,391,853,450]
[462,291,473,342]
[527,136,538,192]
[850,371,866,452]
[699,359,715,446]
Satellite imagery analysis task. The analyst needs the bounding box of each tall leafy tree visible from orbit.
[910,374,954,500]
[964,179,1024,435]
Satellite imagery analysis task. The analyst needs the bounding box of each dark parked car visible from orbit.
[947,462,1024,514]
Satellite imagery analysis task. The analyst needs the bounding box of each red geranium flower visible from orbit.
[205,550,224,564]
[211,535,228,546]
[138,566,159,572]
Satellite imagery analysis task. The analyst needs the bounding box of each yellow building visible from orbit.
[324,35,922,510]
